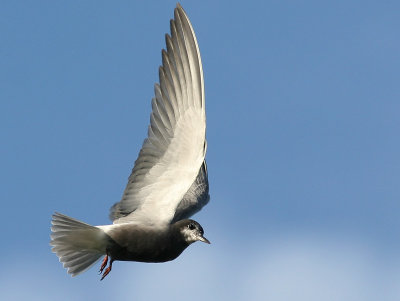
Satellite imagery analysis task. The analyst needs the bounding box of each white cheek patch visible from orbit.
[181,228,198,243]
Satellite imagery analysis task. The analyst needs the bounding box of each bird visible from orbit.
[50,3,210,281]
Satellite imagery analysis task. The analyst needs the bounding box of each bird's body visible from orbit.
[103,224,186,263]
[50,4,210,280]
[98,219,206,263]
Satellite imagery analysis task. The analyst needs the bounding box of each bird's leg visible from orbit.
[99,252,108,274]
[100,258,114,281]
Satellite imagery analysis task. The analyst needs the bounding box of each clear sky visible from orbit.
[1,1,400,300]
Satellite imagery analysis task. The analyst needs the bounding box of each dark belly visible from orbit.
[110,243,188,263]
[105,228,189,263]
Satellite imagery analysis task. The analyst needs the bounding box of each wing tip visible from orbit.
[176,3,183,10]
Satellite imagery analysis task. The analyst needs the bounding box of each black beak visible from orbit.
[197,234,210,244]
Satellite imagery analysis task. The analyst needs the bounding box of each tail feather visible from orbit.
[50,212,107,277]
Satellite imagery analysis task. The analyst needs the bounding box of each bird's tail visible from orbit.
[50,212,107,277]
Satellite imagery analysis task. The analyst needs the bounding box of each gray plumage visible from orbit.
[50,4,210,280]
[172,161,209,223]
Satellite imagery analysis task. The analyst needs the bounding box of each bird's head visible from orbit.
[177,219,210,245]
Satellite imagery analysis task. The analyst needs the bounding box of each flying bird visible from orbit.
[50,4,209,280]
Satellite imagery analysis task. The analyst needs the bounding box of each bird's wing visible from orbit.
[109,4,206,226]
[172,160,210,223]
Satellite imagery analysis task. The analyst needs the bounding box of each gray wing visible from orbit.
[172,160,210,223]
[109,4,207,226]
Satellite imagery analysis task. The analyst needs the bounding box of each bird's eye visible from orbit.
[188,223,195,230]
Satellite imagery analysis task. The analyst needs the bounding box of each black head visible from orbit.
[178,219,210,244]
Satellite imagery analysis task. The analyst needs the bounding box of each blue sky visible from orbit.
[1,0,400,300]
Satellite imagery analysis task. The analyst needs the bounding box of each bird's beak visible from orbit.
[198,235,211,244]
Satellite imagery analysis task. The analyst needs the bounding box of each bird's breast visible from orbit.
[105,224,188,263]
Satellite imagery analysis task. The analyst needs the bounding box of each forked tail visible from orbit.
[50,212,107,276]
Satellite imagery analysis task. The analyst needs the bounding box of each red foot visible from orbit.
[100,259,114,281]
[99,254,108,274]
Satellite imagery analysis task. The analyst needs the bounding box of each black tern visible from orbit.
[50,4,210,280]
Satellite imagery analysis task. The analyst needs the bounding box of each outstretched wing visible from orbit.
[110,4,207,226]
